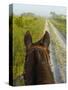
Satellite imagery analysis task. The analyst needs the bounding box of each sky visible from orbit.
[11,4,66,17]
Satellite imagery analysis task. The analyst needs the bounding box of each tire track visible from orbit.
[48,21,66,49]
[44,19,66,83]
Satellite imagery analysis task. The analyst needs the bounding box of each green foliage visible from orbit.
[9,14,45,85]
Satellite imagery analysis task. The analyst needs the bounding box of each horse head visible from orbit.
[24,31,54,85]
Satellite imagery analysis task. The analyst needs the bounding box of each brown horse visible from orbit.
[24,31,55,85]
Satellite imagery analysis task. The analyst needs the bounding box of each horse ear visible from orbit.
[24,31,32,48]
[42,31,50,47]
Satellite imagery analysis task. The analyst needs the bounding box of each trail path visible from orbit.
[44,19,66,83]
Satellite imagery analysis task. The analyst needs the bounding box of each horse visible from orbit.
[24,31,55,85]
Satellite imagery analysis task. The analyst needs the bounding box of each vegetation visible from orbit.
[9,13,45,85]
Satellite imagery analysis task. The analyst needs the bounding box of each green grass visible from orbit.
[9,14,45,85]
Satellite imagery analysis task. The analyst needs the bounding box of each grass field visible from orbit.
[9,13,45,85]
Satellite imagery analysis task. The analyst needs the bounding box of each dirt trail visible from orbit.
[44,19,66,83]
[48,21,66,49]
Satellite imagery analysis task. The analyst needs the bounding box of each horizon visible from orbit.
[9,4,66,17]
